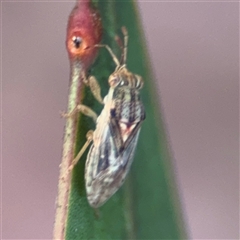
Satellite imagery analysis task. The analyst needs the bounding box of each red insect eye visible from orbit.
[72,36,82,49]
[67,32,86,58]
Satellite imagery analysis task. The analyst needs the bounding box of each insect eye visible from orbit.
[120,79,128,86]
[72,36,82,49]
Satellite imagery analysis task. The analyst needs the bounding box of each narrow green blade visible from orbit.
[65,1,187,239]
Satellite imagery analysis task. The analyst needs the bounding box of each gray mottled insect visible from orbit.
[66,27,145,208]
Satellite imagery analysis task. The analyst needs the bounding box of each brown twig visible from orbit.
[53,62,85,240]
[53,1,102,239]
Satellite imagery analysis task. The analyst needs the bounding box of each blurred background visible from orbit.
[1,1,239,239]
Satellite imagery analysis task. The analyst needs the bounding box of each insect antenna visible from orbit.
[115,35,124,65]
[121,26,128,66]
[95,44,120,69]
[95,27,129,70]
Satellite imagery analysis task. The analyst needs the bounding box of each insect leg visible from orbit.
[61,104,98,123]
[84,76,103,104]
[68,130,94,170]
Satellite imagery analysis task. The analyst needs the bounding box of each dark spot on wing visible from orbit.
[110,108,116,118]
[119,146,124,154]
[97,140,110,173]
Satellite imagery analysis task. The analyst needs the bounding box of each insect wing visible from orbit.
[85,123,141,208]
[109,86,145,165]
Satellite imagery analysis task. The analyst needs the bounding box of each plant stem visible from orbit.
[53,62,85,240]
[53,0,102,238]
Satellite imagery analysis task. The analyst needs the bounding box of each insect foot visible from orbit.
[60,104,98,123]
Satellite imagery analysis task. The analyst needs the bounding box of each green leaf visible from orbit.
[65,0,187,239]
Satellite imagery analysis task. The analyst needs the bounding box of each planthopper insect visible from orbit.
[64,27,145,208]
